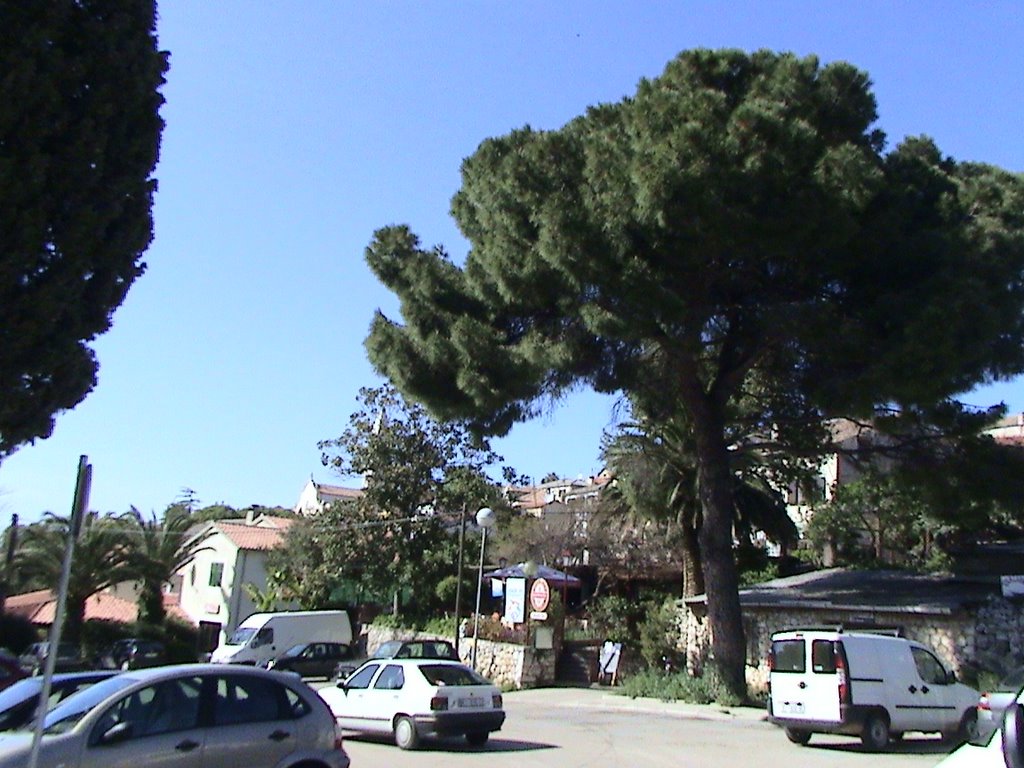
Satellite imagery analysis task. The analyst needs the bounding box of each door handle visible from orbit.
[269,730,291,742]
[175,739,200,752]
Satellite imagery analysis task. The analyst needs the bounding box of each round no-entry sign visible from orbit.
[529,577,551,612]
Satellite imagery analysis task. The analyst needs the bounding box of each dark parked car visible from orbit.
[267,642,355,678]
[0,670,117,731]
[96,638,167,671]
[334,638,459,680]
[18,642,84,676]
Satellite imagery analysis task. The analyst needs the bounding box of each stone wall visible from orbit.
[676,595,1024,696]
[362,622,556,690]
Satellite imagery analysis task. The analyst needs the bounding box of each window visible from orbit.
[209,562,224,587]
[771,640,806,673]
[811,640,837,673]
[418,664,486,686]
[344,664,380,690]
[374,665,405,690]
[912,647,949,685]
[213,675,287,725]
[90,677,202,743]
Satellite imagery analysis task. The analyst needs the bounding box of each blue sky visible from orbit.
[1,1,1022,522]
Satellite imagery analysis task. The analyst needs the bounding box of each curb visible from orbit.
[504,686,768,722]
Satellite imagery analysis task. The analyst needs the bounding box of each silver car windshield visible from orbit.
[41,676,137,735]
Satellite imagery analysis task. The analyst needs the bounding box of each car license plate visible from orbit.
[779,701,805,715]
[459,697,484,708]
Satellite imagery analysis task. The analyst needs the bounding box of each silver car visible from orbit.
[0,663,349,768]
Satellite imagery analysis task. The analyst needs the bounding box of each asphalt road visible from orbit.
[324,686,955,768]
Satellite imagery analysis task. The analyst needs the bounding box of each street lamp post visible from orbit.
[471,507,496,669]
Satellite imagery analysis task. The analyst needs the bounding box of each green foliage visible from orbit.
[636,596,682,670]
[272,384,507,621]
[586,595,639,643]
[0,612,37,653]
[0,1,167,458]
[804,474,954,569]
[122,506,198,625]
[619,668,744,707]
[363,48,1024,701]
[13,512,134,643]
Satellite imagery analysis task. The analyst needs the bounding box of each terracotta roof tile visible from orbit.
[216,522,285,551]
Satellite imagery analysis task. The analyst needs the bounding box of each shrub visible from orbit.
[0,613,38,653]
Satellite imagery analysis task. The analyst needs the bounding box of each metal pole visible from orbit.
[29,456,90,768]
[453,504,467,657]
[471,526,488,669]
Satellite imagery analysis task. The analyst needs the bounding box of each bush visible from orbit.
[619,665,746,707]
[0,613,38,653]
[636,597,682,670]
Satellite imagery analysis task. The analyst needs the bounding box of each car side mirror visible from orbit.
[1003,703,1024,768]
[100,721,134,745]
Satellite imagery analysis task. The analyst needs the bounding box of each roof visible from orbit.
[483,562,582,586]
[737,567,999,616]
[215,521,290,551]
[315,483,363,501]
[4,588,188,626]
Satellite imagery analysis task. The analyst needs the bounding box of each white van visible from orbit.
[210,610,352,667]
[767,628,979,751]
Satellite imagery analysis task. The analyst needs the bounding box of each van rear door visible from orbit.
[770,634,843,724]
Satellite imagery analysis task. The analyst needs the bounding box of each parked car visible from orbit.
[267,642,355,678]
[0,671,118,731]
[334,638,459,680]
[768,628,979,750]
[319,658,505,750]
[0,663,350,768]
[96,638,167,671]
[18,642,84,676]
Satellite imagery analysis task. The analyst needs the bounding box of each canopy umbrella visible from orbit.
[483,562,581,587]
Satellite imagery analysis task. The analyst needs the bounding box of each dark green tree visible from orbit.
[362,50,1024,697]
[0,0,167,458]
[271,385,506,620]
[14,511,133,643]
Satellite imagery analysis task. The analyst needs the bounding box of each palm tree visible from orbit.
[15,512,133,643]
[123,506,202,625]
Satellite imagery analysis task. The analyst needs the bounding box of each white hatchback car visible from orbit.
[319,658,505,749]
[0,663,349,768]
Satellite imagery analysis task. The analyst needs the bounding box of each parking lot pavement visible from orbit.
[503,684,769,722]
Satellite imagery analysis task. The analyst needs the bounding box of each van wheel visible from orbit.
[861,713,890,751]
[465,731,489,747]
[394,716,420,750]
[944,709,978,744]
[784,728,811,745]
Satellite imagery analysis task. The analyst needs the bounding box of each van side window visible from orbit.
[811,640,837,673]
[911,647,948,685]
[771,640,805,673]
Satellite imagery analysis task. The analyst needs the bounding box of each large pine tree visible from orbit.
[363,49,1024,697]
[0,0,167,458]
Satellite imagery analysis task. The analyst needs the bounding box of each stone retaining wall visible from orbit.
[676,594,1024,695]
[363,622,556,690]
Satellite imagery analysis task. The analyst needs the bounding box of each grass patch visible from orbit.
[618,668,745,707]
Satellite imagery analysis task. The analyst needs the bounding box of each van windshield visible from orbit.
[226,627,257,646]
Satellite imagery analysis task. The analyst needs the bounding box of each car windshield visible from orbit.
[39,676,138,735]
[227,627,257,646]
[417,664,488,687]
[283,644,307,657]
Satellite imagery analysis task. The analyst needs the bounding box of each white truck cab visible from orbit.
[210,610,352,667]
[767,627,979,751]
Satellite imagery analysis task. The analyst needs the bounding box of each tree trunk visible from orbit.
[681,522,704,598]
[685,386,747,701]
[139,579,165,626]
